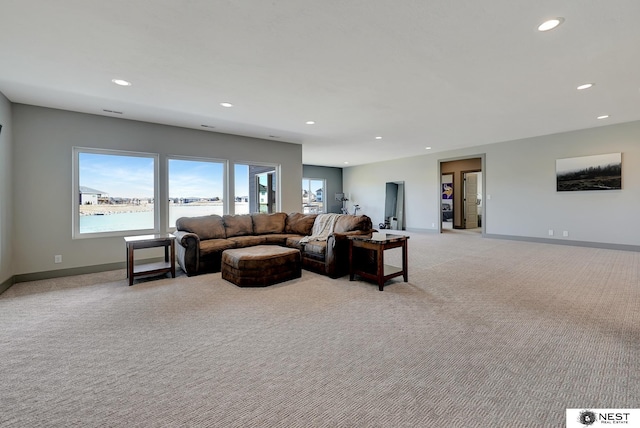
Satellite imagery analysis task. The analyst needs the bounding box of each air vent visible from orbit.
[103,109,123,114]
[201,124,216,129]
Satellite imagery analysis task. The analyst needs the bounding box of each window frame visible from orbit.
[232,161,281,214]
[72,147,160,239]
[302,177,327,214]
[166,155,229,231]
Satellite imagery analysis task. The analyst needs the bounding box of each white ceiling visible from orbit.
[1,1,639,167]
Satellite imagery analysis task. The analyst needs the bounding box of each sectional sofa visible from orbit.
[173,212,374,278]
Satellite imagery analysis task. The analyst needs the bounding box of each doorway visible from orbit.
[235,163,279,214]
[384,181,405,230]
[256,171,276,213]
[439,157,484,233]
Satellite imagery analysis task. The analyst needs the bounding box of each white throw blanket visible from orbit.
[299,213,341,243]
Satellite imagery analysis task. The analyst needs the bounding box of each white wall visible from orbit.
[12,105,303,275]
[344,120,640,247]
[344,154,440,231]
[0,92,13,286]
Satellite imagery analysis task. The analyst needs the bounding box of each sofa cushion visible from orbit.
[228,235,267,247]
[252,212,287,234]
[176,214,226,240]
[334,214,372,233]
[199,239,236,256]
[285,236,305,250]
[263,234,296,245]
[285,213,317,235]
[223,214,254,237]
[304,241,327,256]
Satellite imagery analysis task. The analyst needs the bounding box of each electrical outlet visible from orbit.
[563,231,569,237]
[432,223,435,228]
[548,229,554,236]
[54,255,62,264]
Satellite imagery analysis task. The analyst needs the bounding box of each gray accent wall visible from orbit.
[344,120,640,247]
[302,165,343,214]
[12,105,302,276]
[0,92,13,288]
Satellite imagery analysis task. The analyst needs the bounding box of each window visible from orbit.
[234,163,279,213]
[73,148,158,238]
[168,157,226,228]
[233,164,250,214]
[302,178,326,214]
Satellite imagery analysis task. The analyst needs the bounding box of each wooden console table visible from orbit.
[124,234,176,286]
[348,233,409,291]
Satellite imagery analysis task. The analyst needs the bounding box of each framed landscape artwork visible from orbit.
[556,153,622,192]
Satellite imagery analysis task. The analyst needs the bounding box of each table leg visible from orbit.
[377,247,384,291]
[170,241,176,278]
[402,240,408,282]
[349,241,354,281]
[127,244,134,286]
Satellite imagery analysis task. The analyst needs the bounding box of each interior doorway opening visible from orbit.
[440,157,484,233]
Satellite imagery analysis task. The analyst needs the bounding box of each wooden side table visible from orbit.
[124,234,176,286]
[348,233,409,291]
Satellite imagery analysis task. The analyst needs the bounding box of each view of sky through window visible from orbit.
[79,153,154,198]
[168,159,224,199]
[80,155,251,200]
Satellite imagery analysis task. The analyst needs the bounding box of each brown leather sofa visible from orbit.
[173,212,373,278]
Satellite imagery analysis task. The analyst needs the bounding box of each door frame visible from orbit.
[438,154,486,236]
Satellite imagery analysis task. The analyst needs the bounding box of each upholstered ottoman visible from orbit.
[221,245,301,287]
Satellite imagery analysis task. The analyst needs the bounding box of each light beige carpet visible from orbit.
[1,231,638,427]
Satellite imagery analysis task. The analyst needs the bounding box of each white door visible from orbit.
[464,173,478,229]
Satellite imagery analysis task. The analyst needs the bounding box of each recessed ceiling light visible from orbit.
[111,79,131,86]
[538,17,564,32]
[375,136,382,140]
[220,102,233,108]
[344,161,349,164]
[306,121,315,125]
[577,83,594,90]
[425,147,432,150]
[597,115,610,120]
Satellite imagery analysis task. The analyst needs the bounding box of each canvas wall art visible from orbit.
[556,153,622,191]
